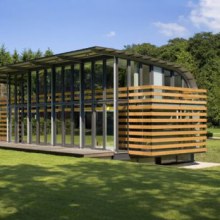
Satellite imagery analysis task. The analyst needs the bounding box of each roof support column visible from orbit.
[79,63,85,148]
[113,57,119,152]
[70,65,74,146]
[43,69,48,145]
[6,74,11,142]
[14,75,18,143]
[27,71,32,144]
[51,66,56,146]
[103,59,107,150]
[91,61,96,149]
[61,66,65,146]
[36,70,40,144]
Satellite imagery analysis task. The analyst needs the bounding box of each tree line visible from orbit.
[0,45,53,66]
[125,32,220,126]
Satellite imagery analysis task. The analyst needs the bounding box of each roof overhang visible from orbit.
[0,46,197,88]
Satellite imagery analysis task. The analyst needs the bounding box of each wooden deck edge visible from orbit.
[0,143,114,158]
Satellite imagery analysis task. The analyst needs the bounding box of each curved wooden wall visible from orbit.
[118,85,207,157]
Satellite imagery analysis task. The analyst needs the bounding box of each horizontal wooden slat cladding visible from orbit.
[0,103,6,141]
[118,84,207,157]
[119,130,207,136]
[127,99,206,105]
[127,105,207,111]
[128,148,207,157]
[119,112,207,117]
[127,142,206,150]
[121,118,207,123]
[125,91,207,99]
[120,136,206,143]
[125,84,207,93]
[119,124,207,129]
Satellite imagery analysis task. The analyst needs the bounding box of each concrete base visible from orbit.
[113,152,130,160]
[129,154,194,165]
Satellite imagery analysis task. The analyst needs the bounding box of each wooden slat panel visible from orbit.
[120,136,206,143]
[128,99,206,105]
[128,105,207,111]
[126,84,207,93]
[124,91,207,99]
[122,118,207,123]
[121,112,207,117]
[119,130,207,136]
[127,142,206,150]
[119,124,207,129]
[129,148,207,156]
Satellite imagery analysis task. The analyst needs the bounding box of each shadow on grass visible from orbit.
[0,158,220,220]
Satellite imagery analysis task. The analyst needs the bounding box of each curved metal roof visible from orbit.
[0,46,197,88]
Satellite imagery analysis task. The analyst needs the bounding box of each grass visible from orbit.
[195,139,220,163]
[208,127,220,137]
[12,135,114,148]
[1,149,220,220]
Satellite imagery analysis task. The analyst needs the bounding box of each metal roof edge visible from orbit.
[0,46,197,87]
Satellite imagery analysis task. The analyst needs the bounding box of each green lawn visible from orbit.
[195,139,220,163]
[208,127,220,137]
[1,149,220,220]
[13,134,114,148]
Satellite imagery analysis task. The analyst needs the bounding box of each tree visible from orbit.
[34,49,43,59]
[44,47,53,57]
[21,49,35,61]
[12,49,20,63]
[0,44,12,66]
[124,43,158,57]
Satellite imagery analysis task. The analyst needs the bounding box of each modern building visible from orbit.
[0,46,207,163]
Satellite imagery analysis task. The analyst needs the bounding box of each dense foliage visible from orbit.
[125,32,220,126]
[0,45,53,65]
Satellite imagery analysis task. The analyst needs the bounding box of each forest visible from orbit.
[125,32,220,126]
[0,32,220,126]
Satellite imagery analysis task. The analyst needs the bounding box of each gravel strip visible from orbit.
[179,161,220,169]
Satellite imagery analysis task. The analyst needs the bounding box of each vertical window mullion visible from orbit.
[44,69,47,145]
[91,61,96,148]
[36,70,40,144]
[51,66,56,146]
[61,66,65,146]
[103,59,107,149]
[14,74,18,143]
[70,64,74,146]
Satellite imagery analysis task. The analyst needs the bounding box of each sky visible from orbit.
[0,0,220,54]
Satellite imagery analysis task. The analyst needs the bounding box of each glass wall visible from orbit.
[142,64,150,85]
[164,70,171,86]
[6,55,189,150]
[73,64,80,146]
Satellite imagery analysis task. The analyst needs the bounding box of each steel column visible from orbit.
[103,59,107,149]
[6,74,11,142]
[79,63,85,148]
[51,66,56,146]
[113,57,119,151]
[27,71,32,144]
[70,65,74,146]
[43,69,47,144]
[36,70,40,144]
[61,66,65,146]
[91,61,96,148]
[14,74,18,142]
[21,73,25,142]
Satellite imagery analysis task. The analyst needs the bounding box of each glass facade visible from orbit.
[6,56,189,150]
